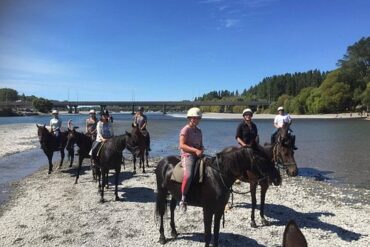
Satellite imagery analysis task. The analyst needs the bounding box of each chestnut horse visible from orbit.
[36,124,74,174]
[155,146,281,247]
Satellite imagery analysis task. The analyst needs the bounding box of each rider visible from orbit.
[179,107,204,212]
[235,108,259,150]
[86,109,98,141]
[133,106,151,151]
[89,111,114,162]
[271,106,297,150]
[50,109,62,148]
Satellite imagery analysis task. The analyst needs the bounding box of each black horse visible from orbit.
[66,128,94,184]
[128,124,149,173]
[271,123,298,176]
[36,124,74,174]
[95,133,136,203]
[155,147,281,247]
[223,145,282,228]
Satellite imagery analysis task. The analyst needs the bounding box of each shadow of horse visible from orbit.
[119,187,155,203]
[61,164,91,178]
[233,202,363,242]
[298,167,334,181]
[175,232,265,247]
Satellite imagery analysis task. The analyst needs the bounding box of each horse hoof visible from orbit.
[100,198,105,203]
[171,230,178,238]
[69,165,72,168]
[261,219,271,226]
[159,237,166,245]
[48,170,52,174]
[251,222,257,228]
[133,171,136,174]
[115,196,120,201]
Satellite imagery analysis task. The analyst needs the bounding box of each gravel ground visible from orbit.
[0,157,369,247]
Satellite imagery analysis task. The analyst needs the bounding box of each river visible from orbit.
[0,113,369,204]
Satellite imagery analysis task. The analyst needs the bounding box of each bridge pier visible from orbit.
[100,105,106,115]
[162,105,167,114]
[131,104,135,115]
[73,106,78,114]
[67,105,73,114]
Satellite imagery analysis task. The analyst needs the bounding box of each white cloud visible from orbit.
[224,19,239,28]
[199,0,223,4]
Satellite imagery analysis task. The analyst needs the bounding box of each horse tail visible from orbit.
[154,159,168,224]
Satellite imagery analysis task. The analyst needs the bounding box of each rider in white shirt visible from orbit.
[50,109,62,148]
[271,106,297,150]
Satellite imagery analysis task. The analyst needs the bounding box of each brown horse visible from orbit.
[36,124,74,174]
[272,123,298,176]
[155,146,281,247]
[222,146,282,228]
[283,220,308,247]
[129,124,149,173]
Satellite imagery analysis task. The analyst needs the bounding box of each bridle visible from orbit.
[273,137,296,171]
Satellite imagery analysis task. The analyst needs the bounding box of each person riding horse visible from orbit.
[132,106,151,151]
[236,108,260,151]
[271,106,297,150]
[89,111,114,164]
[86,109,98,141]
[179,107,204,212]
[50,109,62,149]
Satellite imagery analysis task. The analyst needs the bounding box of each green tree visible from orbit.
[32,98,53,113]
[362,82,370,111]
[0,88,19,102]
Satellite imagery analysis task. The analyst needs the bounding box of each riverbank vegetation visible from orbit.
[196,37,370,114]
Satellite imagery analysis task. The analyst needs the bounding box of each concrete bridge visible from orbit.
[1,100,270,114]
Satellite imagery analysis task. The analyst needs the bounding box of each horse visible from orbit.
[129,124,149,173]
[36,124,74,174]
[94,132,136,203]
[283,219,308,247]
[155,146,281,247]
[271,123,298,176]
[66,128,94,184]
[222,146,282,228]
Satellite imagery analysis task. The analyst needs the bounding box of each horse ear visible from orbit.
[132,123,135,128]
[36,124,39,128]
[43,124,46,128]
[282,220,307,247]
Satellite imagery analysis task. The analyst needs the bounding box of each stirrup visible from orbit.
[179,200,187,213]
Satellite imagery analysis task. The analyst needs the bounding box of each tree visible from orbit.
[32,98,53,113]
[0,88,18,102]
[362,82,370,111]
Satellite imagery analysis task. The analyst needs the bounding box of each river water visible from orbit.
[0,113,369,204]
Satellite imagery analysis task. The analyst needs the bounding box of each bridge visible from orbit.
[1,100,270,114]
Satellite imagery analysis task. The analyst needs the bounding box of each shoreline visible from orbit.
[0,159,369,246]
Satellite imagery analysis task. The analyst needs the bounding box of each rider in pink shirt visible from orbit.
[179,107,204,212]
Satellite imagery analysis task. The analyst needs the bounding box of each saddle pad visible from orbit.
[170,159,205,184]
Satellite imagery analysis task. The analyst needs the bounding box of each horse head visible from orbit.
[36,124,48,145]
[282,220,308,247]
[66,128,77,150]
[275,123,298,177]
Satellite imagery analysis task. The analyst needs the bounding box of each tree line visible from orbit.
[196,37,370,114]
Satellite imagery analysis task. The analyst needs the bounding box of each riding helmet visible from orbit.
[187,107,202,118]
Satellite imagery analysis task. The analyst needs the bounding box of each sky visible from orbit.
[0,0,369,101]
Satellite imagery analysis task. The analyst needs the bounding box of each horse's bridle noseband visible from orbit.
[272,141,296,170]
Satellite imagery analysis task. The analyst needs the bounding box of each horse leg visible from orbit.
[75,155,83,184]
[260,182,271,226]
[59,149,65,169]
[250,181,258,228]
[100,169,106,203]
[133,155,136,174]
[213,211,223,247]
[47,152,53,174]
[97,168,102,192]
[114,167,120,201]
[170,198,178,238]
[105,171,109,189]
[156,184,167,244]
[203,208,213,247]
[68,148,74,168]
[146,149,149,167]
[141,153,146,173]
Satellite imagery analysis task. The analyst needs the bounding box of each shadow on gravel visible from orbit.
[174,232,265,247]
[233,202,363,242]
[119,187,155,203]
[61,164,90,178]
[298,167,333,181]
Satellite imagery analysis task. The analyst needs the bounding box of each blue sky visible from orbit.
[0,0,369,101]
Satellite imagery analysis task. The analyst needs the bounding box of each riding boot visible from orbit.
[292,135,298,150]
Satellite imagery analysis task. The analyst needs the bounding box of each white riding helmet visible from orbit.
[52,109,59,114]
[187,107,202,118]
[277,106,284,111]
[89,109,96,114]
[242,108,253,116]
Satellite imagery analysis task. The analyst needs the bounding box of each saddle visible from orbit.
[170,157,212,184]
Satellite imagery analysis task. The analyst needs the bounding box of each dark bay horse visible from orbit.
[128,124,149,173]
[95,133,136,203]
[222,146,282,228]
[283,220,308,247]
[271,123,298,176]
[36,124,74,174]
[66,128,94,184]
[155,147,281,247]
